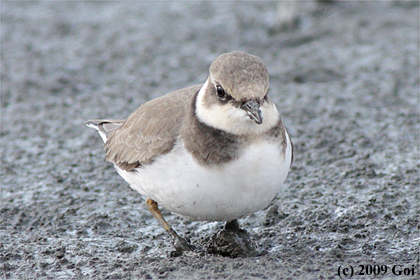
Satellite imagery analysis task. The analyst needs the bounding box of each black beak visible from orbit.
[241,99,263,124]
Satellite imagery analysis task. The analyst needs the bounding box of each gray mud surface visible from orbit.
[1,2,419,279]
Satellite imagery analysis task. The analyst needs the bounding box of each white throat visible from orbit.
[195,79,280,135]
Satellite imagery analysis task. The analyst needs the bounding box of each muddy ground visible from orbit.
[1,1,419,279]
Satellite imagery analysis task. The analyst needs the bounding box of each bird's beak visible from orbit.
[241,99,263,124]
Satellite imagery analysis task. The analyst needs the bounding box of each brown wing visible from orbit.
[105,84,202,171]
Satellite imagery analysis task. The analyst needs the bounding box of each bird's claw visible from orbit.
[170,235,200,257]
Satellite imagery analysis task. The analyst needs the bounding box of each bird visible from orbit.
[85,51,293,255]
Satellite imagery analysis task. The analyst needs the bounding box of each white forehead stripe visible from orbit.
[195,79,279,136]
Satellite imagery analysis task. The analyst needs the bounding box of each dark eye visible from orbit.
[216,85,226,99]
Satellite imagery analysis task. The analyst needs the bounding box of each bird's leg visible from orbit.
[224,219,240,231]
[207,219,257,257]
[146,199,194,254]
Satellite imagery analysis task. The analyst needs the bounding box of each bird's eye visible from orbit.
[216,85,226,99]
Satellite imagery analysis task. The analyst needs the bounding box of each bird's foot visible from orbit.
[207,220,259,258]
[169,229,202,257]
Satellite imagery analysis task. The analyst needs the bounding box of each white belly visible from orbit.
[116,137,292,221]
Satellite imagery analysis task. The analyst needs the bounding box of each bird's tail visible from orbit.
[85,119,125,143]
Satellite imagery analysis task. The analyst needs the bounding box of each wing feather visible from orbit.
[105,84,202,171]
